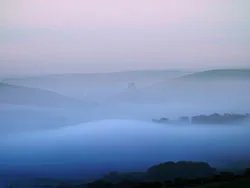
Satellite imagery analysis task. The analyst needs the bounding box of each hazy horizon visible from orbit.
[1,67,250,79]
[1,0,250,75]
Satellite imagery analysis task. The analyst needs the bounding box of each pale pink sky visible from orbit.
[1,0,250,75]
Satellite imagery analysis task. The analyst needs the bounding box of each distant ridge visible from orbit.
[2,69,186,81]
[0,82,85,108]
[177,69,250,80]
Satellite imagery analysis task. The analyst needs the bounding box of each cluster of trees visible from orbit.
[153,113,250,125]
[85,168,250,188]
[5,162,250,188]
[146,161,216,181]
[101,162,215,183]
[85,161,216,187]
[191,113,250,124]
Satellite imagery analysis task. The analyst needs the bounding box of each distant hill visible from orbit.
[2,70,191,101]
[0,82,85,108]
[177,69,250,81]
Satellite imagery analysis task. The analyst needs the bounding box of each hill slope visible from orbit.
[2,70,191,101]
[177,69,250,81]
[0,82,85,108]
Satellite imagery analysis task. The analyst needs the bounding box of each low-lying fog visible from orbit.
[0,69,250,180]
[1,120,250,179]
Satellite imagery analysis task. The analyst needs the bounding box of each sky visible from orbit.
[1,0,250,75]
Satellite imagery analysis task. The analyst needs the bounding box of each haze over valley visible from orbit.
[1,69,250,133]
[1,69,250,182]
[1,0,250,187]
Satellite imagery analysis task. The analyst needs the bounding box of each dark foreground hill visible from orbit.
[0,82,86,108]
[3,162,250,188]
[86,167,250,188]
[195,178,250,188]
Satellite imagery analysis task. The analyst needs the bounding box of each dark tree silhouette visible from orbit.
[146,161,216,181]
[86,179,114,188]
[244,168,250,177]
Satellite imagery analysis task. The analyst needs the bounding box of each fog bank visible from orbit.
[1,119,250,179]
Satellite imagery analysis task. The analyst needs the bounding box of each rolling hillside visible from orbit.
[2,70,191,101]
[177,69,250,81]
[0,82,85,108]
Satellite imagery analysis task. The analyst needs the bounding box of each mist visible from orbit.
[1,1,250,187]
[1,120,250,180]
[1,70,250,184]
